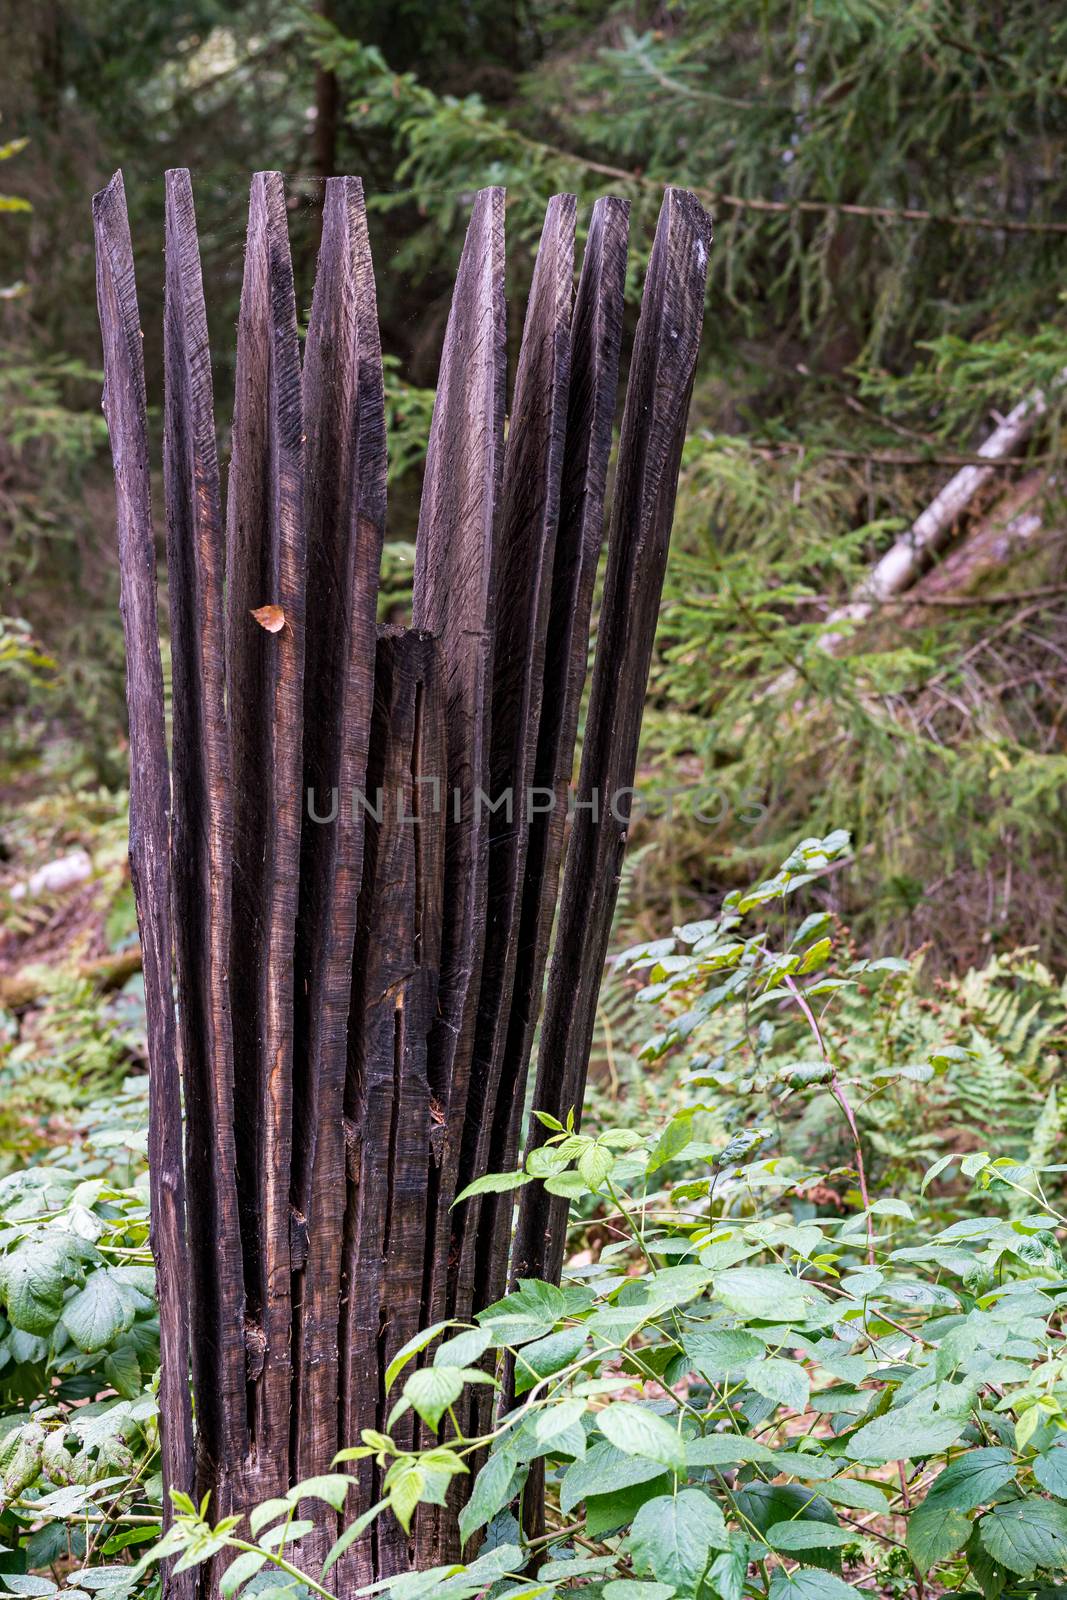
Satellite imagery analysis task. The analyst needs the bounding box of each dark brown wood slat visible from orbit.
[224,170,305,1502]
[291,175,386,1534]
[478,196,630,1314]
[337,627,444,1592]
[92,170,196,1578]
[513,188,711,1297]
[162,168,249,1516]
[452,193,576,1327]
[410,187,506,1329]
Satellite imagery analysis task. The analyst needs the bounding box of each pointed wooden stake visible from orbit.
[291,176,386,1552]
[411,187,507,1330]
[338,627,444,1592]
[93,170,195,1584]
[162,168,248,1512]
[515,188,712,1293]
[480,195,630,1313]
[225,170,305,1502]
[453,193,577,1326]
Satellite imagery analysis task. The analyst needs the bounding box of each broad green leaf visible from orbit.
[587,1475,671,1539]
[819,1478,889,1514]
[603,1586,674,1600]
[906,1501,971,1574]
[559,1441,664,1514]
[259,1518,314,1548]
[476,1280,566,1345]
[713,1266,814,1322]
[403,1366,464,1431]
[289,1473,351,1510]
[578,1144,615,1188]
[628,1489,730,1591]
[434,1327,492,1368]
[1033,1443,1067,1498]
[63,1270,134,1351]
[598,1403,686,1477]
[978,1498,1067,1576]
[766,1522,853,1553]
[924,1449,1015,1511]
[249,1498,293,1536]
[458,1449,520,1544]
[683,1328,763,1379]
[219,1552,267,1597]
[0,1241,70,1335]
[745,1356,810,1413]
[388,1464,424,1533]
[513,1327,588,1395]
[686,1434,775,1468]
[845,1398,968,1463]
[767,1571,860,1600]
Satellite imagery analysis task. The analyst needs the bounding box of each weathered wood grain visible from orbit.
[162,168,249,1518]
[337,627,444,1591]
[513,188,711,1297]
[411,187,506,1331]
[291,176,386,1546]
[479,195,630,1315]
[453,193,576,1330]
[93,170,196,1581]
[224,171,305,1502]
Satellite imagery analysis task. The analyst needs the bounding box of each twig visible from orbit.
[783,973,875,1266]
[506,128,1067,234]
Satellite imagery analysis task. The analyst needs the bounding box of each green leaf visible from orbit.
[713,1266,813,1322]
[476,1280,566,1345]
[104,1344,141,1399]
[628,1490,729,1590]
[403,1366,464,1431]
[559,1441,665,1514]
[322,1500,386,1573]
[63,1270,136,1352]
[603,1585,675,1600]
[924,1449,1015,1511]
[819,1477,889,1514]
[0,1243,68,1335]
[683,1328,763,1379]
[767,1522,853,1553]
[578,1144,615,1188]
[219,1552,267,1597]
[767,1572,860,1600]
[458,1449,519,1544]
[388,1464,424,1533]
[845,1398,969,1463]
[745,1357,810,1413]
[920,1154,956,1194]
[1033,1443,1067,1498]
[598,1403,686,1478]
[686,1434,776,1468]
[978,1498,1067,1576]
[453,1171,532,1205]
[434,1327,492,1368]
[513,1327,588,1395]
[289,1473,351,1510]
[259,1518,313,1549]
[384,1320,451,1391]
[587,1475,670,1539]
[906,1501,971,1574]
[249,1498,294,1536]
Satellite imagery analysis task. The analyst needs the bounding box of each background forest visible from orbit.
[2,4,1067,1600]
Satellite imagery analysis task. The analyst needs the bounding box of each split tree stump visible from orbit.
[93,167,710,1592]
